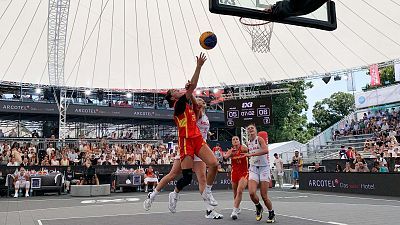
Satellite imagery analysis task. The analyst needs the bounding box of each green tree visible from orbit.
[312,92,355,131]
[260,81,315,144]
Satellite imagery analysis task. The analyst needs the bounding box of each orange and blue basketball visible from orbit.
[199,31,217,50]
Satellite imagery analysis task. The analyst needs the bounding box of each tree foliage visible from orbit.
[312,92,355,131]
[260,81,314,144]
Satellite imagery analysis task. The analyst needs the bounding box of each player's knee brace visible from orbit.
[176,169,193,191]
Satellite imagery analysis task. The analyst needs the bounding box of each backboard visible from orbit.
[210,0,337,31]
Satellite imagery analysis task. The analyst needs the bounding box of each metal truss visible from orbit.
[48,0,70,141]
[222,88,290,100]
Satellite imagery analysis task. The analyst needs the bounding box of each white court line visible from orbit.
[2,190,234,203]
[37,208,231,223]
[241,207,348,225]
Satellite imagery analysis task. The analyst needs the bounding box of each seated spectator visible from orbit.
[7,157,18,166]
[144,166,158,193]
[371,161,380,173]
[334,164,342,172]
[13,167,30,198]
[60,155,69,166]
[379,161,389,173]
[80,160,99,185]
[343,161,353,172]
[354,162,370,172]
[313,163,324,172]
[64,166,79,193]
[50,155,60,166]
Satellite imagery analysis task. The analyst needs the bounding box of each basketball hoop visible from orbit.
[239,17,274,53]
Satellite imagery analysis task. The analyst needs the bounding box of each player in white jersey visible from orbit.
[144,96,223,219]
[245,124,275,223]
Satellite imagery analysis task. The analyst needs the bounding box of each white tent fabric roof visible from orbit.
[0,0,399,90]
[268,140,304,165]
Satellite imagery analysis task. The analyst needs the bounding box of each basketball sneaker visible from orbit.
[202,190,218,206]
[168,191,179,213]
[255,204,263,221]
[267,210,276,223]
[143,192,155,211]
[230,208,239,220]
[237,208,241,214]
[205,210,224,219]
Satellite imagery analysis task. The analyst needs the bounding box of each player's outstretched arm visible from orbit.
[185,53,206,99]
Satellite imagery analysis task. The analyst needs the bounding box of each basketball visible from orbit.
[199,31,217,50]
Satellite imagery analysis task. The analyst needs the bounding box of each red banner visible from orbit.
[370,64,381,86]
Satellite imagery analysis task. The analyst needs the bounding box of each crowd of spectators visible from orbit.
[0,140,179,168]
[333,108,400,139]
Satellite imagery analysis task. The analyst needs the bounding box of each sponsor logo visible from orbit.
[132,111,155,116]
[308,178,375,190]
[2,104,29,110]
[74,108,98,114]
[358,96,366,104]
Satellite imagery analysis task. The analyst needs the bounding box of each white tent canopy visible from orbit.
[268,140,304,165]
[0,0,399,90]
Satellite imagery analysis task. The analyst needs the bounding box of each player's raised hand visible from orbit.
[196,52,207,67]
[185,80,192,90]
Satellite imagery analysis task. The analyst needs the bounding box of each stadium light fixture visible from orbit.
[196,90,201,95]
[85,90,91,95]
[213,88,219,94]
[126,93,132,98]
[35,88,41,94]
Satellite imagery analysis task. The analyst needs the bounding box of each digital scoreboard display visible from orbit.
[224,98,272,127]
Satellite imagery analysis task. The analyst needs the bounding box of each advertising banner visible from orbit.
[0,101,224,122]
[299,172,400,197]
[370,64,381,86]
[354,84,400,109]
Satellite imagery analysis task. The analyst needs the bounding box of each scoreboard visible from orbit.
[224,98,272,127]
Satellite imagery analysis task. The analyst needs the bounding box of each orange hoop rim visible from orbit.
[239,17,271,26]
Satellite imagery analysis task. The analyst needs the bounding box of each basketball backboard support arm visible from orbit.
[210,0,337,31]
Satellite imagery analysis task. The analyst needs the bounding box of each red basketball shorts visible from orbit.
[178,135,207,161]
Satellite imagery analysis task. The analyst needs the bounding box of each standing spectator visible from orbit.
[346,147,355,161]
[32,130,39,138]
[9,129,17,138]
[212,143,223,164]
[13,167,30,198]
[291,150,302,189]
[339,145,347,159]
[11,145,22,164]
[273,153,284,190]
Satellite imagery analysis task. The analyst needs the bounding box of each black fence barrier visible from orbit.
[299,172,400,197]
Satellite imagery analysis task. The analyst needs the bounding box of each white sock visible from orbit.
[205,185,212,192]
[233,207,239,212]
[150,189,159,198]
[204,201,214,211]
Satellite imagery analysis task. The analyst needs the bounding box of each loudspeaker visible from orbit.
[322,76,331,84]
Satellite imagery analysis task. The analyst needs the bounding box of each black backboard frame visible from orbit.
[210,0,337,31]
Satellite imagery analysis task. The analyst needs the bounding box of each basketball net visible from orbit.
[239,18,274,53]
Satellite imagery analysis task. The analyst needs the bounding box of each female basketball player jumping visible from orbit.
[245,124,275,223]
[223,136,248,220]
[143,95,223,219]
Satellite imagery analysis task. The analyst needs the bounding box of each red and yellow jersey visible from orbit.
[231,145,248,172]
[174,103,202,138]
